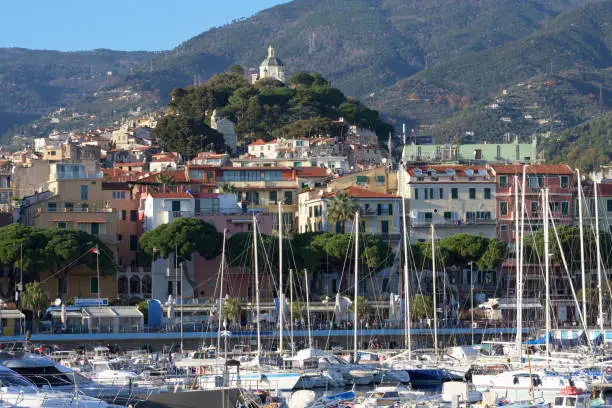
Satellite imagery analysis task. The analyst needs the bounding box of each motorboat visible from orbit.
[86,360,140,386]
[0,351,157,404]
[0,364,124,407]
[355,385,429,407]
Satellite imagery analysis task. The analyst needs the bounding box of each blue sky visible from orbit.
[0,0,288,51]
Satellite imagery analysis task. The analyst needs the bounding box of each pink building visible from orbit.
[491,164,574,242]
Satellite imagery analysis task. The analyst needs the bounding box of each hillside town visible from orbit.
[0,46,608,342]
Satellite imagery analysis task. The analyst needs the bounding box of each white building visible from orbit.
[399,165,497,241]
[254,45,286,84]
[247,139,278,159]
[210,110,237,154]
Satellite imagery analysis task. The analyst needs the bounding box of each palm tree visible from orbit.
[21,282,48,333]
[326,192,358,233]
[222,296,242,326]
[348,296,373,322]
[156,172,176,187]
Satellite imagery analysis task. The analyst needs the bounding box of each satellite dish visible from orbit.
[54,298,62,306]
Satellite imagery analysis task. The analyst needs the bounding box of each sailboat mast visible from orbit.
[577,170,587,323]
[304,269,312,348]
[431,224,438,362]
[252,215,261,364]
[278,202,284,355]
[518,166,527,363]
[353,211,359,363]
[543,188,550,366]
[217,228,227,356]
[289,268,294,356]
[594,182,604,338]
[401,179,411,359]
[514,175,521,360]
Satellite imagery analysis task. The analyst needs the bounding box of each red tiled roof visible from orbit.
[115,162,144,167]
[149,192,193,199]
[135,170,188,183]
[249,139,276,146]
[491,164,573,175]
[343,186,399,199]
[297,167,330,178]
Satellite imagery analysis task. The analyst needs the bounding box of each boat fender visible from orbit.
[196,366,206,375]
[606,366,612,375]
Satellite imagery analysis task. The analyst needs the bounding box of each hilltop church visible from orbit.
[250,45,286,84]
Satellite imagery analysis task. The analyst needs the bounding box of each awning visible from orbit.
[497,301,542,309]
[0,310,25,319]
[50,310,82,318]
[112,307,143,317]
[83,307,116,318]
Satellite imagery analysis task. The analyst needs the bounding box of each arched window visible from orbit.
[142,275,152,296]
[118,276,128,295]
[130,276,141,294]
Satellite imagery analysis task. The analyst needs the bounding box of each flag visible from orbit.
[89,246,99,254]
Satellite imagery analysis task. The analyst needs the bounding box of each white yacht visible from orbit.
[0,364,123,407]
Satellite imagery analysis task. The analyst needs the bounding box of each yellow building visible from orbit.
[42,144,78,161]
[40,266,117,300]
[30,163,118,299]
[330,167,397,195]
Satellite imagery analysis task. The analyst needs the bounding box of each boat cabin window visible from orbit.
[565,398,576,406]
[555,397,565,406]
[382,392,399,398]
[9,366,72,387]
[0,373,37,393]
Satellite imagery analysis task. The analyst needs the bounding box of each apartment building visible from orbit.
[298,185,401,236]
[399,165,497,241]
[491,164,574,243]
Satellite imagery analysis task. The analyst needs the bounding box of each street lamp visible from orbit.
[468,261,475,345]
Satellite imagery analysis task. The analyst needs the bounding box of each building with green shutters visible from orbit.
[402,136,538,164]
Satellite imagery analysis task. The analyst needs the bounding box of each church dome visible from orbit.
[260,45,284,67]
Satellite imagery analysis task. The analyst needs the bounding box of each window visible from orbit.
[499,176,508,188]
[607,199,612,212]
[500,201,508,216]
[377,204,383,215]
[130,210,138,221]
[531,201,539,216]
[359,220,366,232]
[335,221,343,233]
[560,176,569,189]
[167,281,173,296]
[500,225,509,232]
[121,210,127,220]
[207,171,214,180]
[443,212,452,220]
[381,220,389,234]
[550,201,560,213]
[388,204,393,216]
[484,188,491,199]
[117,234,123,242]
[451,188,458,199]
[130,235,138,251]
[269,191,278,204]
[90,277,99,294]
[376,175,385,185]
[309,207,313,217]
[50,151,56,156]
[424,189,429,200]
[80,185,88,200]
[284,191,293,205]
[112,191,126,199]
[57,222,67,229]
[439,188,444,199]
[561,201,569,216]
[429,188,434,199]
[469,188,476,199]
[48,202,57,212]
[414,188,419,200]
[356,176,367,185]
[65,202,74,212]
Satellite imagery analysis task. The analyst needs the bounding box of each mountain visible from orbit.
[0,0,607,142]
[371,0,612,127]
[540,112,612,171]
[0,48,156,134]
[418,67,612,143]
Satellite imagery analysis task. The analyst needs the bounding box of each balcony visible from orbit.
[39,206,113,214]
